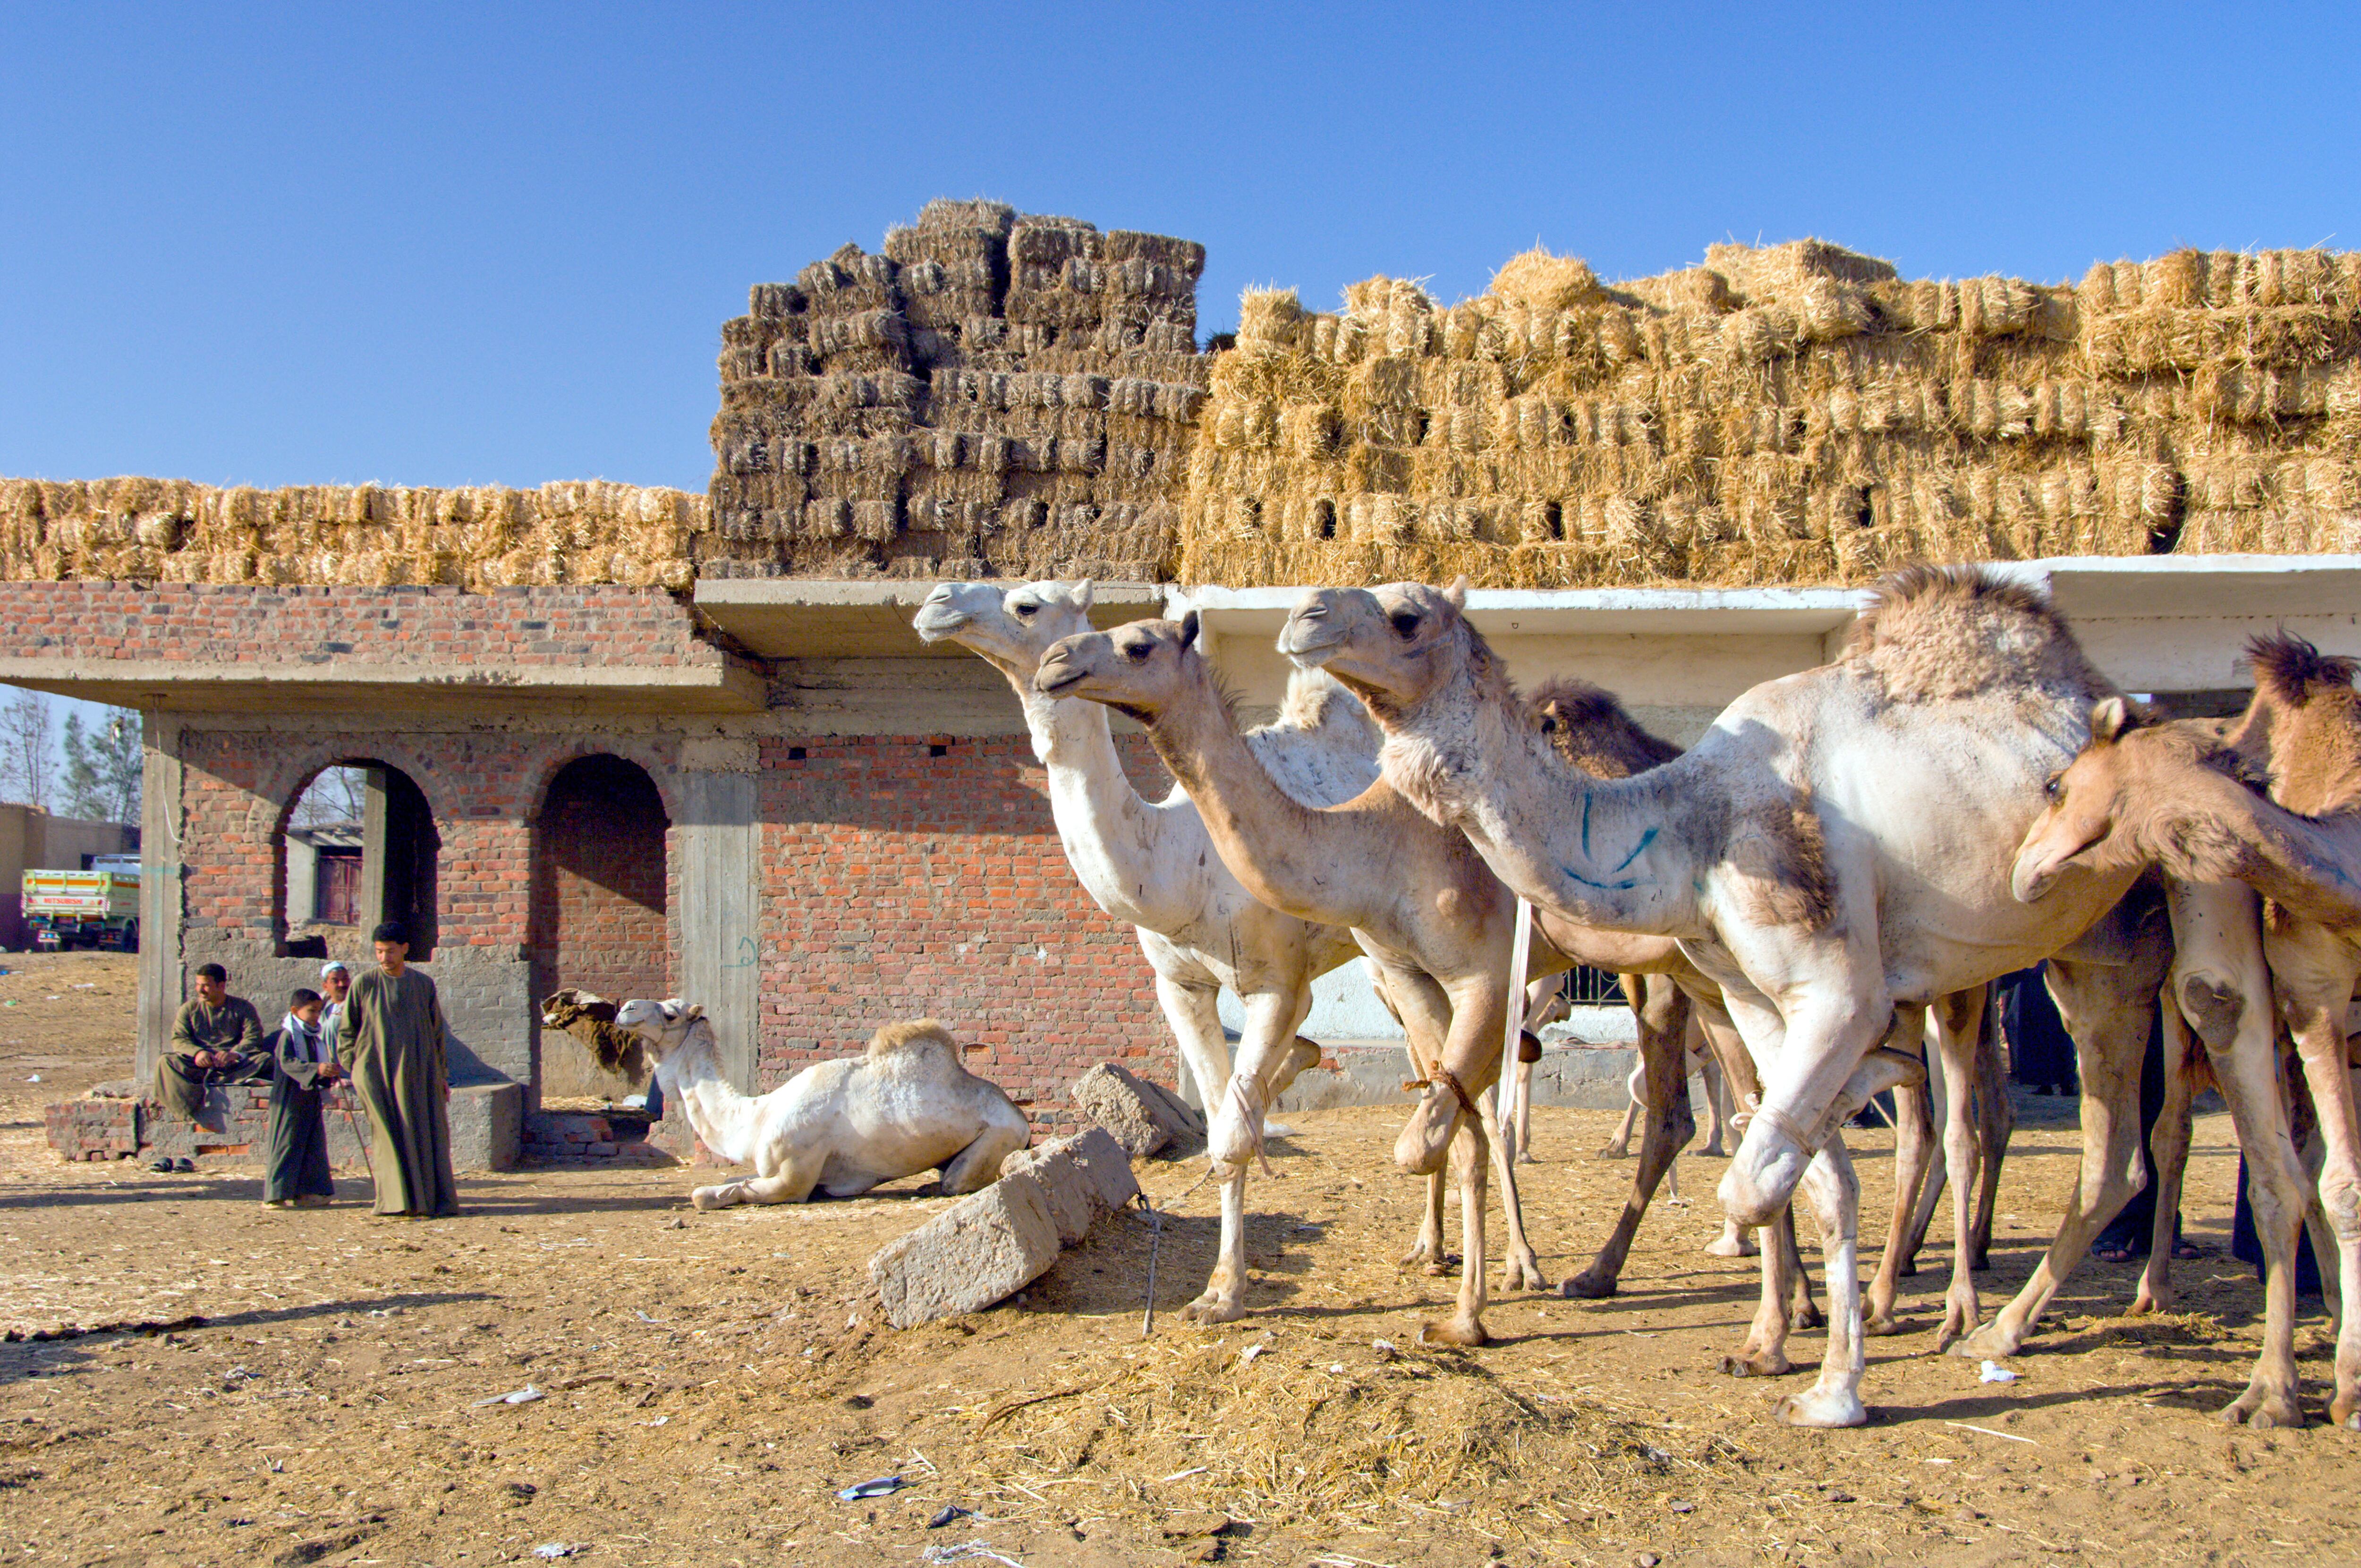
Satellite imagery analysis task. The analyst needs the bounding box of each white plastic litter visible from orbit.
[471,1384,544,1407]
[1237,1343,1263,1367]
[1979,1360,2018,1384]
[532,1545,580,1560]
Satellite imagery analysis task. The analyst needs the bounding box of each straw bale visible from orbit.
[1490,246,1602,313]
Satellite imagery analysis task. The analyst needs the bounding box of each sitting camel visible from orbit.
[2014,630,2361,1426]
[1280,568,2288,1425]
[611,1000,1032,1210]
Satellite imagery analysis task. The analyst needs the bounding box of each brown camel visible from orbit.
[2014,631,2361,1427]
[1279,569,2292,1426]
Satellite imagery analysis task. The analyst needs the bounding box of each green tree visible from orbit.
[60,709,141,824]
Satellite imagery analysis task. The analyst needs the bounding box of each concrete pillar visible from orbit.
[356,765,390,938]
[135,715,186,1088]
[679,738,761,1094]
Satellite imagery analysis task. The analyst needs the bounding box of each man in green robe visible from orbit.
[153,962,269,1121]
[337,921,459,1218]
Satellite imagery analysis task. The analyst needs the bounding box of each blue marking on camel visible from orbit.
[1569,792,1658,891]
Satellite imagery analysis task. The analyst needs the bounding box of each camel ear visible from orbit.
[2090,695,2131,743]
[1071,578,1094,612]
[683,1005,705,1024]
[1442,576,1469,610]
[1178,610,1200,649]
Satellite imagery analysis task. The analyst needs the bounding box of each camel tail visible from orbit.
[2248,630,2359,707]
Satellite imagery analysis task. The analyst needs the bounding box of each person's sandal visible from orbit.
[150,1157,173,1173]
[174,1157,195,1173]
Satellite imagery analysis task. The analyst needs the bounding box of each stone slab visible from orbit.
[1001,1128,1141,1246]
[1072,1062,1204,1159]
[869,1170,1063,1328]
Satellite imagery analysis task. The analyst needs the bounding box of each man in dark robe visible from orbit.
[153,963,270,1120]
[264,987,340,1208]
[338,921,459,1218]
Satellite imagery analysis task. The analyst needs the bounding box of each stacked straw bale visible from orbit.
[709,200,1209,584]
[0,476,708,590]
[1177,241,2361,588]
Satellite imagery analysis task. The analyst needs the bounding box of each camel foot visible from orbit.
[2330,1392,2361,1430]
[1501,1254,1549,1293]
[1596,1144,1632,1161]
[1397,1240,1449,1271]
[1699,1141,1726,1158]
[1560,1266,1617,1300]
[1966,1248,1991,1273]
[1702,1231,1757,1259]
[1864,1311,1905,1338]
[2219,1381,2306,1429]
[1418,1316,1487,1349]
[2129,1287,2168,1317]
[1936,1293,1979,1353]
[1775,1387,1869,1428]
[1421,1259,1460,1279]
[689,1184,735,1212]
[1896,1259,1919,1280]
[1865,1285,1898,1331]
[1720,1347,1793,1379]
[1790,1300,1826,1332]
[1951,1320,2020,1361]
[1176,1292,1246,1327]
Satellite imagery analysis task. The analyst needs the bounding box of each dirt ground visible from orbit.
[5,951,2361,1567]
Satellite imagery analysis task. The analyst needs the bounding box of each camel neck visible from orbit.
[1381,654,1707,936]
[1007,672,1196,931]
[659,1021,758,1165]
[1146,658,1382,930]
[2148,764,2361,930]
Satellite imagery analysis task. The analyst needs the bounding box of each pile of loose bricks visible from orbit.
[867,1062,1207,1327]
[520,1108,671,1166]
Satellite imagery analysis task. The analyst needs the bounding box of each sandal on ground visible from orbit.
[2171,1239,2208,1260]
[2094,1246,2136,1263]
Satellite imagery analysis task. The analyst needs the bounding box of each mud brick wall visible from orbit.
[45,1097,139,1160]
[755,733,1177,1124]
[0,581,748,672]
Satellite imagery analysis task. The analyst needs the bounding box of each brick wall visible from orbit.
[0,581,745,671]
[755,733,1178,1122]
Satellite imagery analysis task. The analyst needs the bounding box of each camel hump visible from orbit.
[2249,630,2359,706]
[1841,564,2107,704]
[865,1017,963,1068]
[1249,668,1384,806]
[1527,678,1682,777]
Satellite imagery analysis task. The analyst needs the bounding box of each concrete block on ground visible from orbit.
[869,1170,1063,1328]
[449,1081,523,1172]
[1002,1127,1141,1245]
[1072,1062,1205,1159]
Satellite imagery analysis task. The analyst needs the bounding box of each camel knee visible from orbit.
[2178,975,2246,1051]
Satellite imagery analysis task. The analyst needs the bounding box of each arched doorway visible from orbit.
[278,760,438,959]
[532,755,671,1101]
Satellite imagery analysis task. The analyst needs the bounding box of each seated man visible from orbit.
[153,962,270,1122]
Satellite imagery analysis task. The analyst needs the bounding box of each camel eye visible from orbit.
[2043,772,2063,801]
[1539,714,1557,734]
[1125,640,1152,663]
[1389,610,1421,639]
[1011,601,1037,617]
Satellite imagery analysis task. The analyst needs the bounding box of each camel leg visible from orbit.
[1953,953,2155,1365]
[1784,1208,1823,1328]
[939,1119,1031,1196]
[692,1164,821,1210]
[2132,1001,2200,1316]
[1697,1025,1730,1157]
[1564,973,1694,1298]
[1406,1168,1452,1274]
[1602,1066,1642,1159]
[1694,1002,1758,1258]
[1421,1116,1491,1347]
[1776,1137,1870,1427]
[1153,973,1233,1130]
[1900,1027,1948,1279]
[1477,1087,1548,1291]
[1968,989,2014,1270]
[1512,1055,1536,1164]
[1930,987,1989,1350]
[2270,919,2361,1427]
[1180,985,1314,1326]
[2167,881,2308,1427]
[1868,1004,1933,1334]
[1724,1205,1797,1377]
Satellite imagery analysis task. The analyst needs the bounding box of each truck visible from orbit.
[22,869,140,952]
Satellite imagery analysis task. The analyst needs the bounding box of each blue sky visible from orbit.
[3,3,2354,500]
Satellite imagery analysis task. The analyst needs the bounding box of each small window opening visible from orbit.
[787,746,807,761]
[929,743,949,758]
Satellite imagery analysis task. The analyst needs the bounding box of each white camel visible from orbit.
[614,1000,1032,1211]
[915,579,1380,1322]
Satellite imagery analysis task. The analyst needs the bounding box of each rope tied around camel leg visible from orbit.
[1135,1191,1164,1339]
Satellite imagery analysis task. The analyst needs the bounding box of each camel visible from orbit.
[1035,614,1807,1342]
[1604,1013,1731,1158]
[610,1001,1032,1210]
[915,578,1376,1323]
[2013,631,2361,1426]
[1278,568,2297,1426]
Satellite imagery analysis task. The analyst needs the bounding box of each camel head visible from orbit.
[914,579,1096,685]
[1032,615,1202,724]
[612,997,703,1059]
[1278,578,1472,724]
[2009,695,2166,902]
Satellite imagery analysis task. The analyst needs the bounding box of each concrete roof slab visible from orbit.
[693,578,1167,659]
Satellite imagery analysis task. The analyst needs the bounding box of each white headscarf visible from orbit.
[281,1010,329,1066]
